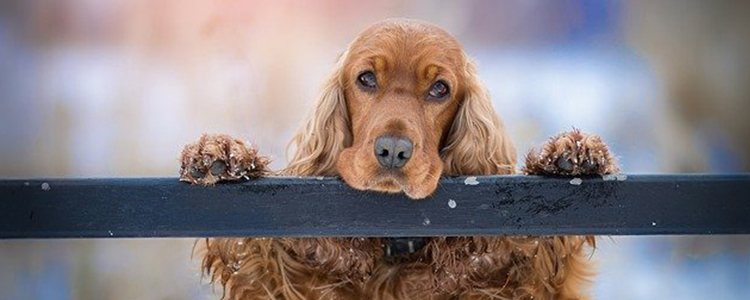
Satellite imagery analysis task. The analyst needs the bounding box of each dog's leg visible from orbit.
[179,134,270,185]
[522,131,616,300]
[523,129,619,176]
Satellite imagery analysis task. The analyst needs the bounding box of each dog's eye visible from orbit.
[357,71,377,89]
[428,80,450,99]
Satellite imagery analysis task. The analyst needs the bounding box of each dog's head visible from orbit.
[286,19,516,199]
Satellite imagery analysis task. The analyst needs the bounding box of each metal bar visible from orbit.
[0,174,748,239]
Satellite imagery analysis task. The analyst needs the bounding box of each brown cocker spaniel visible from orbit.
[180,19,619,300]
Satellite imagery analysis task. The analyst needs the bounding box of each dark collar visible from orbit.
[382,237,428,259]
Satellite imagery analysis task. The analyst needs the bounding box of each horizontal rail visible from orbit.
[0,174,748,238]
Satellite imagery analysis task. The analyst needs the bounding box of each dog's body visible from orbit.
[181,19,619,300]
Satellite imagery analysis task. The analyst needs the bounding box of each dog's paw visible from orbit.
[523,129,619,176]
[179,134,270,185]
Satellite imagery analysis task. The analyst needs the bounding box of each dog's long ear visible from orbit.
[441,58,517,175]
[284,50,352,176]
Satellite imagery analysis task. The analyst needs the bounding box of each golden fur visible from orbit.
[182,19,619,300]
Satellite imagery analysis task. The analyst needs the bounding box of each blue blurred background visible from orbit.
[1,0,749,299]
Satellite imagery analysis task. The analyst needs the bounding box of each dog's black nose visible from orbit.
[374,136,413,169]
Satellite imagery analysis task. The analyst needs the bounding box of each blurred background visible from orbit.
[1,0,749,299]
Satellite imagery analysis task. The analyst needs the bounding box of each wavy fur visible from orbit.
[442,58,516,176]
[283,48,352,176]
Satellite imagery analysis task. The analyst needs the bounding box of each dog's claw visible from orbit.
[555,156,574,172]
[210,161,227,176]
[190,167,205,179]
[581,158,598,172]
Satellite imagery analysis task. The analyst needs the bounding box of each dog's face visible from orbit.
[286,19,517,199]
[335,21,467,199]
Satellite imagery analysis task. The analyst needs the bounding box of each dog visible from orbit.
[179,19,619,300]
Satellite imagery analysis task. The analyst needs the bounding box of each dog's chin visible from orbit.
[370,177,403,193]
[360,175,436,200]
[341,170,439,200]
[337,149,441,200]
[341,170,407,194]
